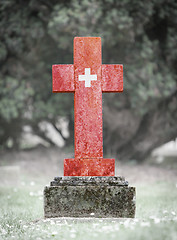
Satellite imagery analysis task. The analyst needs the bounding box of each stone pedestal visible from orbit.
[44,176,136,218]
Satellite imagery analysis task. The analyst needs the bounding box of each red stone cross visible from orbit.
[52,37,123,176]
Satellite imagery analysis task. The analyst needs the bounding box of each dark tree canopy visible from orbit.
[0,0,177,161]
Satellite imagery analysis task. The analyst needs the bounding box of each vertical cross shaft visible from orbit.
[74,37,103,159]
[52,37,123,176]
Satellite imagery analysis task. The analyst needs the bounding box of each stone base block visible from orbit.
[44,177,136,218]
[64,158,115,176]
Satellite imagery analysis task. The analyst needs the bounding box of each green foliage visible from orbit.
[0,0,176,148]
[0,77,34,121]
[0,42,7,62]
[48,0,177,112]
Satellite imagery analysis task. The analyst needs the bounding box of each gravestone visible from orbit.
[44,37,136,218]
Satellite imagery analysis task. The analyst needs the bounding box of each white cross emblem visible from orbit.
[79,68,97,87]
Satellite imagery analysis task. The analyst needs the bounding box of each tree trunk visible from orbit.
[103,90,177,161]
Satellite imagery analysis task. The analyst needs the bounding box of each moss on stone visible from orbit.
[44,177,136,218]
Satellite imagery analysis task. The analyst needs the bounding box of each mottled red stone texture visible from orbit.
[52,37,123,176]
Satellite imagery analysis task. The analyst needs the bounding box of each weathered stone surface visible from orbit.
[51,176,128,186]
[52,37,124,176]
[44,177,136,218]
[47,37,135,218]
[64,159,115,176]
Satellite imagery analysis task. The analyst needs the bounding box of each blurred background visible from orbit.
[1,2,177,238]
[0,0,177,163]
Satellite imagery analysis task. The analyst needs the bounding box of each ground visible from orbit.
[0,147,177,240]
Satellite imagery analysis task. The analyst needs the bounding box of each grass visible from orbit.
[0,147,177,239]
[0,178,177,240]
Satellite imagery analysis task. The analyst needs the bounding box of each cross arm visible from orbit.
[102,64,123,92]
[52,64,75,92]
